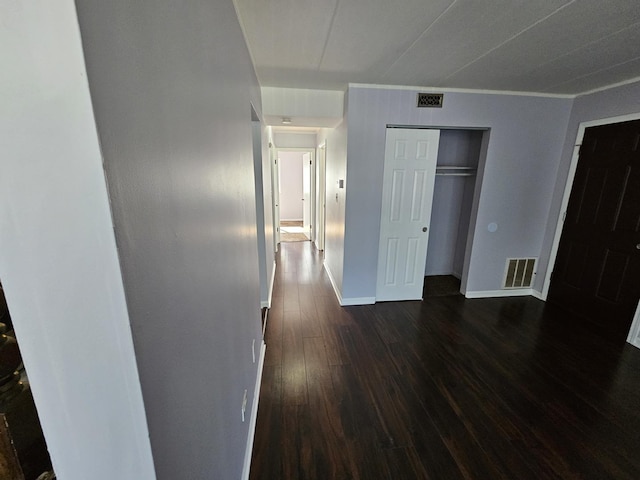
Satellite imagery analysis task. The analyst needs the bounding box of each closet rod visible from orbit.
[436,166,475,170]
[435,172,476,177]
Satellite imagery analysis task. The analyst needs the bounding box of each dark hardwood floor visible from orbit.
[249,241,640,480]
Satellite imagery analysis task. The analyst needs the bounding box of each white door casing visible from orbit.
[376,128,440,301]
[315,143,326,250]
[302,152,312,240]
[271,148,281,249]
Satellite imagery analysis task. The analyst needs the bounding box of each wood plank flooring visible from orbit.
[249,241,640,480]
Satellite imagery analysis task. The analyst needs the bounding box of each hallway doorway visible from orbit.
[275,148,315,244]
[279,220,309,243]
[548,118,640,341]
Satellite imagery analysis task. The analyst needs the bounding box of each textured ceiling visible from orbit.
[234,0,640,94]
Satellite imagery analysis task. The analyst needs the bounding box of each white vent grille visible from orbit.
[416,93,444,108]
[503,258,536,289]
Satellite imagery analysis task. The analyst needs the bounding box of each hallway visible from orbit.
[250,241,640,479]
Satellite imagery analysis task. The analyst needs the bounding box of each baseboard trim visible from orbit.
[465,288,534,299]
[531,289,544,300]
[267,260,276,308]
[626,302,640,350]
[341,296,376,306]
[241,341,266,480]
[323,262,343,305]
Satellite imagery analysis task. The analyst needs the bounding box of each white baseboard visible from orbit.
[260,260,277,308]
[323,262,343,305]
[267,260,276,308]
[341,296,376,306]
[531,289,544,300]
[241,341,266,480]
[626,301,640,350]
[465,288,534,299]
[322,263,375,306]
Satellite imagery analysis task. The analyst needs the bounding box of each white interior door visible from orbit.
[271,149,281,249]
[376,128,440,301]
[302,152,312,240]
[315,144,326,250]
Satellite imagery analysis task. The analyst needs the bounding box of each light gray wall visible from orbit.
[261,125,276,299]
[538,80,640,292]
[342,86,573,300]
[75,1,263,479]
[426,130,483,277]
[274,132,318,148]
[253,120,275,306]
[319,119,348,295]
[0,2,155,479]
[278,151,304,221]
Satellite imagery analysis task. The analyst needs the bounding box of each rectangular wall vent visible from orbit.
[503,258,537,289]
[416,93,444,108]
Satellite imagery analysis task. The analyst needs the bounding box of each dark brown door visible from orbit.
[548,119,640,340]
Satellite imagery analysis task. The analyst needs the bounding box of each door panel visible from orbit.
[272,149,280,249]
[548,120,640,339]
[376,128,440,301]
[302,152,312,240]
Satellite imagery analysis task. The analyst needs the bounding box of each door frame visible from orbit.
[376,127,441,301]
[315,142,326,251]
[270,142,280,250]
[541,112,640,302]
[274,147,315,242]
[377,125,490,300]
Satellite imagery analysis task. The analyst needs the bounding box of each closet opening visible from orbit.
[423,129,486,297]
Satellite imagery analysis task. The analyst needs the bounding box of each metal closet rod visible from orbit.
[436,165,477,177]
[436,172,476,176]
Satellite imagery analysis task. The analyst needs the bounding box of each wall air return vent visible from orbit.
[503,258,537,289]
[416,93,444,108]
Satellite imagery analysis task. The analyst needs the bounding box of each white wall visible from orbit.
[274,132,318,149]
[253,119,275,307]
[278,151,304,221]
[341,85,573,300]
[0,2,156,479]
[74,0,264,478]
[538,80,640,292]
[261,87,344,127]
[318,117,348,298]
[426,130,483,277]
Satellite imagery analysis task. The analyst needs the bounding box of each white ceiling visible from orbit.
[234,0,640,95]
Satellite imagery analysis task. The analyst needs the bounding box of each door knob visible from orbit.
[636,243,640,250]
[422,227,428,232]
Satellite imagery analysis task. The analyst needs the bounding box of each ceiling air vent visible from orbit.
[417,93,444,108]
[503,258,536,289]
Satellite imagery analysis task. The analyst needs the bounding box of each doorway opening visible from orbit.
[275,148,315,243]
[424,129,485,297]
[376,126,488,302]
[544,116,640,343]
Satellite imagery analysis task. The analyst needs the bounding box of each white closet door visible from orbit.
[376,128,440,301]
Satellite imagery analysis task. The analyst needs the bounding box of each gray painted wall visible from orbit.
[319,119,348,295]
[75,1,263,478]
[253,120,275,306]
[538,80,640,292]
[0,2,155,478]
[341,86,573,300]
[274,132,318,148]
[426,130,483,277]
[261,125,276,300]
[278,151,305,221]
